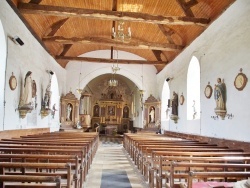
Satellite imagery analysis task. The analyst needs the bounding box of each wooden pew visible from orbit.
[144,151,250,186]
[0,136,98,179]
[134,142,222,165]
[187,171,250,188]
[1,138,97,167]
[166,162,250,188]
[0,154,80,188]
[0,149,86,187]
[0,174,61,188]
[0,134,98,188]
[151,155,250,188]
[0,162,72,188]
[141,148,244,181]
[136,145,239,173]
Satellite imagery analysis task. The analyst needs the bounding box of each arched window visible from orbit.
[161,80,170,121]
[187,56,200,120]
[49,73,60,131]
[0,20,6,130]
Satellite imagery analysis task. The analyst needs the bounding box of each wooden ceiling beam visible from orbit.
[29,0,42,4]
[45,18,69,37]
[55,55,167,65]
[18,3,209,26]
[158,24,175,44]
[152,50,163,61]
[176,0,198,17]
[43,36,183,52]
[59,44,73,56]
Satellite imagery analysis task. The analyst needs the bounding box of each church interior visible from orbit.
[1,0,250,187]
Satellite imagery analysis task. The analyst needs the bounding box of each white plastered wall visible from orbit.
[157,0,250,142]
[0,1,67,131]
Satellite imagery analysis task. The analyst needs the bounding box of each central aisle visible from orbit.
[84,136,148,188]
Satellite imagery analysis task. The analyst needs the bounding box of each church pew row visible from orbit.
[0,154,80,188]
[0,132,99,188]
[142,148,244,177]
[187,171,250,188]
[147,151,250,187]
[152,156,250,188]
[136,145,242,173]
[0,139,96,167]
[0,162,72,188]
[124,134,246,181]
[0,148,92,187]
[160,161,250,188]
[1,132,99,174]
[123,133,250,188]
[0,175,61,188]
[133,142,223,165]
[2,133,99,166]
[33,133,100,184]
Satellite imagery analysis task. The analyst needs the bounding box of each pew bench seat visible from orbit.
[0,174,61,188]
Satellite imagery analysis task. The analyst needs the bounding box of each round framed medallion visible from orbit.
[9,72,17,91]
[179,94,185,105]
[234,70,247,91]
[204,84,213,99]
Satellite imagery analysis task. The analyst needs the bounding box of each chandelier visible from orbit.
[108,64,120,87]
[76,63,84,94]
[112,21,131,42]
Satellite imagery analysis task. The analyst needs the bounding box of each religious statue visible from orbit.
[171,91,178,116]
[93,105,100,117]
[149,107,155,123]
[170,91,179,123]
[20,71,33,107]
[66,104,72,121]
[76,121,82,129]
[123,106,129,118]
[18,71,34,118]
[51,104,57,119]
[214,78,227,119]
[43,80,52,109]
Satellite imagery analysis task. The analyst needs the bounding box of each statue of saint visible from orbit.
[66,104,72,121]
[149,107,155,123]
[123,106,129,118]
[214,78,226,110]
[171,91,178,116]
[20,71,33,106]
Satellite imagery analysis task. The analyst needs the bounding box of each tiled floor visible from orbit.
[84,136,149,188]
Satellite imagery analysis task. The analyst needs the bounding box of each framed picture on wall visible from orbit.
[108,106,115,116]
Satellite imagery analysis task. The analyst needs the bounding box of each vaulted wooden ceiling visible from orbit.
[8,0,235,73]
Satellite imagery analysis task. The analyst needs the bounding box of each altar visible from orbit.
[105,125,118,135]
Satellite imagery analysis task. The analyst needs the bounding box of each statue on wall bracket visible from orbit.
[214,78,227,120]
[170,91,179,123]
[40,79,52,118]
[18,71,34,118]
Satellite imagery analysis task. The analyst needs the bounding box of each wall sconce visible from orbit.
[166,77,173,82]
[226,113,234,119]
[211,115,219,120]
[11,36,24,46]
[46,70,54,75]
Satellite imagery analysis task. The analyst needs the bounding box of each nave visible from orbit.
[1,130,250,188]
[84,136,148,188]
